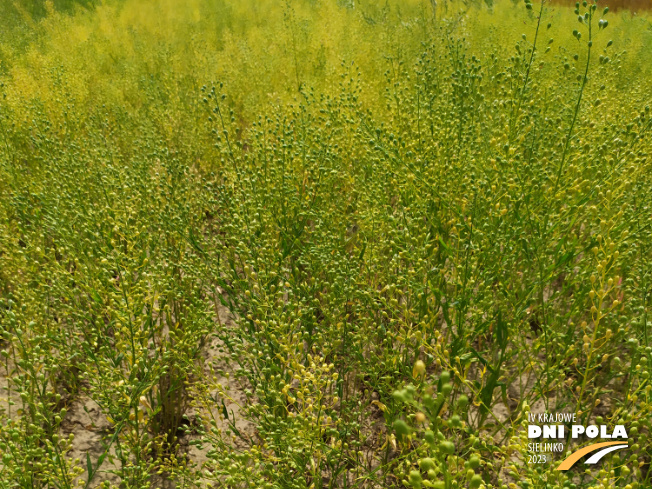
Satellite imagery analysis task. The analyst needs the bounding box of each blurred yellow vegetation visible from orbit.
[4,0,647,130]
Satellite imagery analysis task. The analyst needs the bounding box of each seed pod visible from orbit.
[409,470,422,486]
[414,360,426,377]
[425,430,436,446]
[470,474,483,489]
[393,419,410,437]
[392,390,406,402]
[458,394,469,408]
[419,457,436,470]
[440,440,455,454]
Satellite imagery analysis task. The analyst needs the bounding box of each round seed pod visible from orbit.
[393,419,410,437]
[440,440,455,454]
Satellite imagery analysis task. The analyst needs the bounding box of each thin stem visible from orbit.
[509,0,546,142]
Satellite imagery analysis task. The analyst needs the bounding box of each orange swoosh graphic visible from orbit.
[556,442,628,471]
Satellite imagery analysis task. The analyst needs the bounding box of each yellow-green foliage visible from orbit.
[3,0,649,125]
[0,1,651,489]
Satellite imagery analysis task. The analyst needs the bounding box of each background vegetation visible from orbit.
[0,0,651,488]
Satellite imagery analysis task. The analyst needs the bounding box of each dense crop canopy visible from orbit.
[0,1,650,488]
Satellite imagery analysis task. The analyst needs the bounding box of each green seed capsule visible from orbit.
[470,474,483,489]
[393,419,410,436]
[409,470,422,484]
[419,458,436,470]
[425,430,436,445]
[440,440,455,454]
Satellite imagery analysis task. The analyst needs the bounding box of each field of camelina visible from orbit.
[0,0,650,488]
